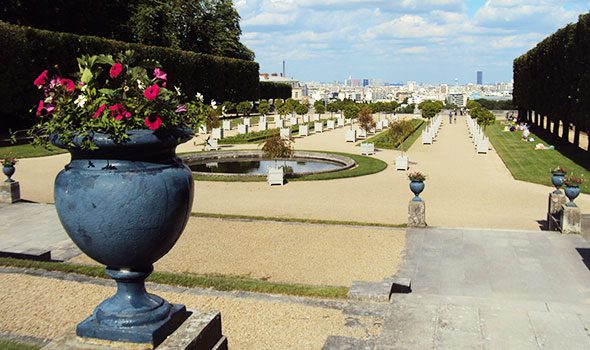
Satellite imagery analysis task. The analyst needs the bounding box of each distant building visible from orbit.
[448,93,466,107]
[362,79,369,87]
[440,84,448,95]
[477,71,483,85]
[259,73,307,100]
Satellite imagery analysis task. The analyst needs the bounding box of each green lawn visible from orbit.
[0,143,66,159]
[361,119,424,150]
[0,339,41,350]
[485,122,589,193]
[399,120,428,151]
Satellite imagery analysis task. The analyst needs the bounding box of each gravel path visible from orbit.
[0,273,381,349]
[71,217,406,287]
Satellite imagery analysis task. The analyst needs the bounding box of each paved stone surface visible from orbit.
[0,202,79,261]
[376,227,590,349]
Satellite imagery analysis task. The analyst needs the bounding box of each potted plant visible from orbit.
[550,166,568,194]
[31,51,210,347]
[1,157,18,182]
[408,171,427,202]
[563,174,584,207]
[261,134,294,185]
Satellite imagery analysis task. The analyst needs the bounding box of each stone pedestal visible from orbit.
[560,204,582,234]
[408,200,426,227]
[42,310,227,350]
[0,181,20,203]
[547,192,566,230]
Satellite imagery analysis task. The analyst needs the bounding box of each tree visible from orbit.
[205,106,221,129]
[285,98,298,116]
[236,101,252,117]
[274,98,285,114]
[472,106,496,129]
[342,103,360,120]
[221,101,235,116]
[258,100,270,116]
[261,133,294,169]
[326,101,340,116]
[295,103,309,116]
[314,103,326,115]
[357,106,376,134]
[466,99,481,110]
[418,100,443,119]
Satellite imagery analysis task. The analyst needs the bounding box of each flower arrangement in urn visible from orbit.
[550,166,568,175]
[30,50,212,148]
[563,174,584,207]
[2,157,18,182]
[408,171,427,202]
[550,166,568,194]
[408,171,427,182]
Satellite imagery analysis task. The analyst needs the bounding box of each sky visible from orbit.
[235,0,589,84]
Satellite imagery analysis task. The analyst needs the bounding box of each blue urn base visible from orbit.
[76,268,189,347]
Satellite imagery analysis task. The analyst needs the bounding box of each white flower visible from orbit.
[196,92,204,102]
[211,99,217,109]
[174,86,182,96]
[74,95,87,108]
[80,84,88,92]
[137,79,145,90]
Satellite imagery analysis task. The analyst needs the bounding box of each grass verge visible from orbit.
[0,144,66,159]
[0,339,41,350]
[485,121,589,193]
[362,119,424,150]
[191,211,407,228]
[0,257,348,299]
[191,150,387,182]
[399,120,428,151]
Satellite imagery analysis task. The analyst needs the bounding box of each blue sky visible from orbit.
[236,0,589,84]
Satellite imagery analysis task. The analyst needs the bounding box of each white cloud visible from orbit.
[364,15,450,39]
[399,46,428,54]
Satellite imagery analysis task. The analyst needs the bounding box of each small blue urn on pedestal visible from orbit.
[409,180,425,202]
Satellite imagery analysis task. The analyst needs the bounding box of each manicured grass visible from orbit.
[0,257,348,299]
[218,120,325,145]
[0,143,66,159]
[190,151,387,182]
[399,120,428,151]
[361,119,424,150]
[191,212,407,228]
[0,339,41,350]
[485,122,589,193]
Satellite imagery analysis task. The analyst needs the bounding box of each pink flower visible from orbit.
[144,84,160,101]
[175,105,187,113]
[110,63,123,79]
[108,104,131,120]
[59,78,76,93]
[153,68,167,81]
[36,100,44,116]
[92,103,107,119]
[114,114,123,121]
[34,70,48,87]
[145,115,162,130]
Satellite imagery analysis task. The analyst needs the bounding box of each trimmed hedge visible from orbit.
[363,119,424,150]
[0,21,259,132]
[260,81,292,100]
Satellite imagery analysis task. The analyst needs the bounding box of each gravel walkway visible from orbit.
[0,273,381,349]
[71,217,406,287]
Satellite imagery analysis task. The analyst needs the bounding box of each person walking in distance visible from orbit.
[449,111,453,124]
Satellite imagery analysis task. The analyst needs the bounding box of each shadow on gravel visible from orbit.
[576,248,590,272]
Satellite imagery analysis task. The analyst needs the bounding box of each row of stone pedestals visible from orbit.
[547,192,581,234]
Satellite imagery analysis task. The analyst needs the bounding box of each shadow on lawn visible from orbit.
[530,125,590,171]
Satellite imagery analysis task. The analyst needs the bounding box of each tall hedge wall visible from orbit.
[0,21,259,131]
[259,82,292,100]
[513,13,590,148]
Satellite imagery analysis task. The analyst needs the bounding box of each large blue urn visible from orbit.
[52,128,193,347]
[409,180,425,202]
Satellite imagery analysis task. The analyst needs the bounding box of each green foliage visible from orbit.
[369,101,399,113]
[285,98,299,114]
[0,144,66,159]
[342,103,361,119]
[236,101,252,117]
[221,101,236,115]
[261,134,294,159]
[326,101,341,113]
[364,119,424,150]
[397,104,415,114]
[471,106,496,129]
[418,100,443,119]
[258,100,271,116]
[466,100,481,110]
[295,103,309,116]
[259,82,291,100]
[1,0,253,61]
[0,20,259,133]
[313,100,326,114]
[473,99,514,110]
[0,339,40,350]
[513,14,590,133]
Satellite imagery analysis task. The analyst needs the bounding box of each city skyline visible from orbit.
[237,1,588,84]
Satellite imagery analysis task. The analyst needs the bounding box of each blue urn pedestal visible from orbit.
[52,128,193,347]
[564,186,581,207]
[409,180,425,202]
[551,173,566,194]
[3,165,15,182]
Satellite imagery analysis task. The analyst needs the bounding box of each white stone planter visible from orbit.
[290,117,298,126]
[360,142,375,155]
[303,115,310,123]
[206,138,219,151]
[258,122,267,131]
[211,128,223,140]
[327,120,335,129]
[274,115,282,124]
[395,155,409,170]
[337,118,345,128]
[382,119,389,128]
[422,130,433,144]
[314,122,323,133]
[280,128,291,140]
[243,117,251,127]
[276,119,285,128]
[267,167,284,186]
[299,125,309,137]
[375,121,383,131]
[259,116,267,125]
[345,118,352,125]
[313,114,320,121]
[357,129,367,139]
[335,113,342,119]
[222,120,231,131]
[345,130,356,142]
[237,124,249,134]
